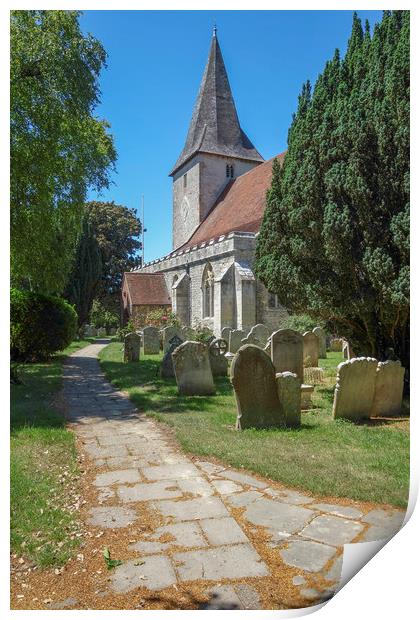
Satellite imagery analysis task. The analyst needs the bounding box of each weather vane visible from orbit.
[213,22,217,37]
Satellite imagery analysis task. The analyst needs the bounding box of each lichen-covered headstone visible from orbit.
[181,326,195,341]
[303,332,319,367]
[248,324,270,348]
[313,327,326,359]
[209,338,228,376]
[142,326,160,355]
[231,345,284,430]
[241,332,263,348]
[330,338,343,352]
[270,329,303,382]
[162,326,183,352]
[160,335,184,379]
[371,361,405,417]
[123,332,141,363]
[342,340,354,360]
[332,357,378,421]
[221,327,232,343]
[172,341,215,395]
[228,329,246,353]
[276,371,301,427]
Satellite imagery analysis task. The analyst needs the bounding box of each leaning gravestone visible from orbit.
[276,371,301,428]
[332,357,378,421]
[248,324,270,348]
[270,329,303,382]
[303,331,319,367]
[228,329,246,353]
[160,334,184,379]
[123,332,141,363]
[162,326,183,352]
[313,327,327,359]
[371,361,405,417]
[172,341,215,395]
[142,326,160,355]
[221,327,232,343]
[231,345,284,430]
[209,338,228,377]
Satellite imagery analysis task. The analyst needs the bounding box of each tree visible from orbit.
[256,11,409,369]
[10,10,116,294]
[86,201,142,313]
[64,216,102,327]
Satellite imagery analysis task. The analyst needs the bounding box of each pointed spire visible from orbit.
[170,32,263,176]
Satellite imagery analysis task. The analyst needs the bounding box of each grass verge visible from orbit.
[10,339,92,567]
[99,344,409,508]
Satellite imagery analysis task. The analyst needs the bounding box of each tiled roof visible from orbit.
[178,152,285,250]
[123,272,171,306]
[170,32,263,176]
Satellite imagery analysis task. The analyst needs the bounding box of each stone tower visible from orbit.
[170,28,264,249]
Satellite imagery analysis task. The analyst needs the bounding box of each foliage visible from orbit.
[256,11,409,369]
[90,298,119,330]
[86,201,142,312]
[144,307,180,328]
[192,321,214,343]
[11,288,77,361]
[116,319,135,342]
[10,10,116,294]
[64,216,102,327]
[280,314,323,334]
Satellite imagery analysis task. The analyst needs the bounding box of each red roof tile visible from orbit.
[178,152,285,250]
[123,272,171,306]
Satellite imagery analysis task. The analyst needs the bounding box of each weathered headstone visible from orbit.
[209,338,228,377]
[248,324,270,347]
[181,326,196,341]
[172,341,215,395]
[160,335,184,379]
[332,357,378,421]
[221,327,232,343]
[303,332,319,367]
[313,327,327,359]
[230,345,284,430]
[342,340,354,360]
[142,326,160,355]
[301,384,315,410]
[228,329,246,353]
[371,361,405,417]
[330,338,343,352]
[241,332,263,348]
[162,326,183,352]
[123,332,141,363]
[84,325,94,337]
[97,327,107,338]
[270,329,303,382]
[276,372,301,427]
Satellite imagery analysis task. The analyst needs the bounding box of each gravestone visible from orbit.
[303,332,319,367]
[301,384,315,410]
[248,324,270,348]
[209,338,228,377]
[109,327,117,336]
[123,332,141,363]
[330,338,343,352]
[313,327,327,359]
[371,361,405,417]
[160,335,184,379]
[270,329,303,382]
[162,326,183,352]
[84,325,94,337]
[276,372,301,428]
[342,340,354,360]
[241,332,263,348]
[228,329,246,354]
[97,327,107,338]
[172,341,215,395]
[181,326,196,341]
[332,357,378,421]
[221,327,232,343]
[230,345,284,430]
[142,326,160,355]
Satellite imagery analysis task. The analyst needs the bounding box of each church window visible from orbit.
[183,173,187,188]
[226,164,234,178]
[202,264,214,318]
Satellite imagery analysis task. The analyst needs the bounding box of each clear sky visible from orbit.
[80,9,383,262]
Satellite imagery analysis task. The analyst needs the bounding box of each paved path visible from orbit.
[61,341,405,610]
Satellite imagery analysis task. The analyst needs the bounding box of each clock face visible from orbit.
[181,197,189,222]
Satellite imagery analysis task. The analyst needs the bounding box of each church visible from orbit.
[121,29,288,336]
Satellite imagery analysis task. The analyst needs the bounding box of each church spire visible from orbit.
[170,30,263,176]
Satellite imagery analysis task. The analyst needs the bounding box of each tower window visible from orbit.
[183,173,187,188]
[226,164,234,178]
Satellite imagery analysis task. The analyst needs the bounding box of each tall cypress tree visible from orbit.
[256,11,409,368]
[64,216,102,327]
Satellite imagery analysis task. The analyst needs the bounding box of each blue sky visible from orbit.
[80,10,383,262]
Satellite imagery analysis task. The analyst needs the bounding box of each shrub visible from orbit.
[280,314,324,334]
[144,308,180,329]
[116,319,135,342]
[89,299,119,331]
[11,288,78,361]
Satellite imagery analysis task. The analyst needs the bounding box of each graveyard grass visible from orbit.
[10,340,93,567]
[100,344,409,508]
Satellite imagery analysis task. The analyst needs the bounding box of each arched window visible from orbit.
[202,264,214,318]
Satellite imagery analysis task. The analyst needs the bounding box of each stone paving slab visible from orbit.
[300,515,364,546]
[110,556,177,593]
[280,540,336,572]
[211,479,243,495]
[199,517,249,546]
[93,469,141,487]
[129,522,207,554]
[201,584,261,610]
[173,544,269,581]
[308,503,363,520]
[217,470,267,489]
[142,463,202,481]
[117,481,183,502]
[244,498,314,535]
[154,497,230,522]
[224,490,263,508]
[86,506,137,528]
[177,477,214,497]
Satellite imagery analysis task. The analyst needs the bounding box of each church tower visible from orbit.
[170,28,264,249]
